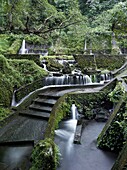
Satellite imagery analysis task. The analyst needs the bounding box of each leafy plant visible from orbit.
[30,138,60,170]
[108,82,125,103]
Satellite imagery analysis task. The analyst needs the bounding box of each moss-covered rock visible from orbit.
[30,138,60,170]
[0,55,22,107]
[0,34,12,54]
[8,59,48,83]
[46,58,63,72]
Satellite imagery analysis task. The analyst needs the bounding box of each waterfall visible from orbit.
[85,75,92,84]
[100,73,111,82]
[19,39,28,54]
[84,40,87,51]
[43,64,48,71]
[55,104,78,157]
[71,104,77,120]
[44,74,94,86]
[11,90,17,107]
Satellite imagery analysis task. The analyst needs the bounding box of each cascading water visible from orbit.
[11,90,17,107]
[100,73,111,82]
[71,104,77,120]
[44,74,93,86]
[19,39,28,54]
[55,104,78,160]
[57,59,76,67]
[43,63,48,71]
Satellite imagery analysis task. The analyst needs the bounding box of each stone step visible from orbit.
[19,110,50,120]
[33,98,57,105]
[38,93,61,99]
[29,104,52,113]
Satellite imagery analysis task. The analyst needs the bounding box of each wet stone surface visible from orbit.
[0,116,47,143]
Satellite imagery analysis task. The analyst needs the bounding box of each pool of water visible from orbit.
[55,120,118,170]
[0,143,33,170]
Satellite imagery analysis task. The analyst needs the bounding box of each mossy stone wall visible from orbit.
[44,94,69,139]
[97,99,125,152]
[4,54,40,65]
[74,54,126,71]
[112,141,127,170]
[95,55,125,70]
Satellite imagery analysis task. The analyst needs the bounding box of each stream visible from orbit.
[55,120,118,170]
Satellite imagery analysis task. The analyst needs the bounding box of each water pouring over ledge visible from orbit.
[19,39,28,54]
[71,103,78,120]
[11,72,111,107]
[55,104,78,159]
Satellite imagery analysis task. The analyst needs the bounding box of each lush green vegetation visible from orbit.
[68,89,114,120]
[97,82,127,153]
[0,1,127,169]
[30,138,60,170]
[0,107,12,122]
[45,94,71,139]
[0,54,47,120]
[1,0,127,53]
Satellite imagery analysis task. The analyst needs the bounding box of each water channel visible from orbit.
[55,105,117,170]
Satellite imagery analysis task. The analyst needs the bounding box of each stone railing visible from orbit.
[15,78,45,103]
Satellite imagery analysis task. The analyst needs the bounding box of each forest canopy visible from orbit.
[0,0,127,52]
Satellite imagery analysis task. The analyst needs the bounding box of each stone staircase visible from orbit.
[19,93,60,120]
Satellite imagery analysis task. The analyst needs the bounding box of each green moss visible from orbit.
[0,34,11,54]
[96,55,125,70]
[112,141,127,170]
[40,55,74,60]
[46,58,63,72]
[30,138,60,170]
[8,59,48,83]
[7,39,22,54]
[97,88,127,153]
[5,54,41,65]
[45,95,69,139]
[74,54,126,71]
[74,54,95,71]
[108,82,125,103]
[0,55,48,108]
[0,55,22,107]
[0,107,12,121]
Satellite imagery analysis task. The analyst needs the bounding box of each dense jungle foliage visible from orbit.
[0,0,127,53]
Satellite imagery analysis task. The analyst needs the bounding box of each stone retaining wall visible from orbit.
[74,54,126,71]
[4,54,40,65]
